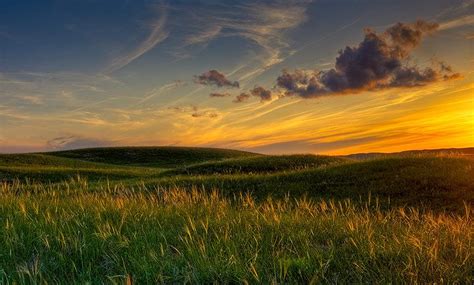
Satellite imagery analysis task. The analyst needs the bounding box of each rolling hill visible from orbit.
[1,146,472,211]
[1,146,473,283]
[48,146,259,168]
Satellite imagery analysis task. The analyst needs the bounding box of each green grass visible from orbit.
[0,146,473,283]
[0,153,163,183]
[149,156,474,212]
[0,183,472,284]
[171,154,345,175]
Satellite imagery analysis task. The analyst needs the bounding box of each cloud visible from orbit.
[275,20,460,98]
[276,69,324,97]
[233,93,251,103]
[178,1,311,69]
[231,86,273,103]
[168,105,198,113]
[209,92,231,98]
[135,80,185,106]
[0,71,123,116]
[439,15,474,30]
[184,25,222,46]
[232,2,310,68]
[47,135,113,150]
[168,105,219,119]
[19,95,44,105]
[104,3,168,73]
[242,137,378,155]
[191,111,219,119]
[250,86,273,101]
[195,70,240,88]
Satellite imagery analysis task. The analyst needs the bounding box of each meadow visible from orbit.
[0,147,473,283]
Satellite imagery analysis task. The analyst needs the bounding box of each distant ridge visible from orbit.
[344,147,474,160]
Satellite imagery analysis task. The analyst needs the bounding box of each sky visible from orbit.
[0,0,473,154]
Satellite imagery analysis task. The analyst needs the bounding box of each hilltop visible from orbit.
[1,146,473,211]
[344,147,474,160]
[47,146,258,168]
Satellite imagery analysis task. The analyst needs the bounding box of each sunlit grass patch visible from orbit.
[0,181,472,283]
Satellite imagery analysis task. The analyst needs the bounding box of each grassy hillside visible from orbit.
[0,147,258,182]
[0,153,116,168]
[1,146,473,283]
[0,185,472,284]
[171,154,346,175]
[0,153,162,182]
[155,156,474,212]
[345,147,474,160]
[49,146,258,168]
[2,149,472,212]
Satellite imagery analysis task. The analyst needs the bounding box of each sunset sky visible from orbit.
[0,0,473,154]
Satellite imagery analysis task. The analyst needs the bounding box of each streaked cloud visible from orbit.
[135,80,185,106]
[168,104,220,119]
[47,135,114,150]
[184,25,222,46]
[104,3,168,73]
[179,1,311,69]
[439,15,474,30]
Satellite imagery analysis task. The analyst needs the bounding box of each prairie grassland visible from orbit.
[0,180,472,284]
[0,148,473,283]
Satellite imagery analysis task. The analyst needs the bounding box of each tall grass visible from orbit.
[0,180,472,284]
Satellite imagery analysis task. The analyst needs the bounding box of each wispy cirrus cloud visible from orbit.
[47,135,114,150]
[183,25,222,46]
[104,3,168,73]
[177,1,311,69]
[438,15,474,30]
[168,104,220,119]
[134,80,185,106]
[0,71,122,111]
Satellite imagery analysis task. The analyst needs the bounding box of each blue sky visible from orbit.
[0,0,473,153]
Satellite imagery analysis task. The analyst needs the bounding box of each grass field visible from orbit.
[0,147,473,283]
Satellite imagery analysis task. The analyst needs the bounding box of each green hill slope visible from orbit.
[345,147,474,160]
[170,154,346,175]
[0,153,116,168]
[49,146,258,168]
[1,147,472,212]
[154,156,474,212]
[0,153,161,182]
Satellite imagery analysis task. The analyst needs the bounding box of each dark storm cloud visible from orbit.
[195,70,239,88]
[233,92,251,103]
[276,20,460,98]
